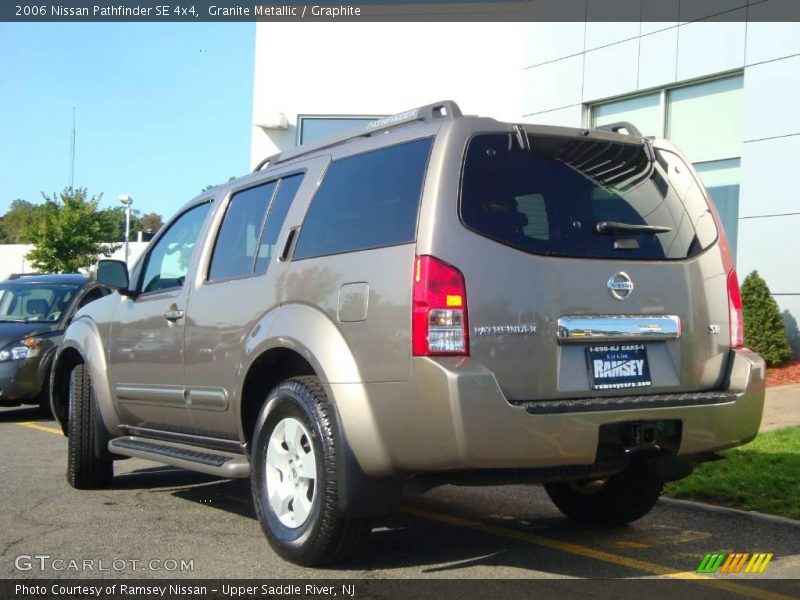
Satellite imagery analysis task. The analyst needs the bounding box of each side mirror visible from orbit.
[95,260,135,297]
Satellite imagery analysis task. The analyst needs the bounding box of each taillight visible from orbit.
[412,255,469,356]
[727,268,744,348]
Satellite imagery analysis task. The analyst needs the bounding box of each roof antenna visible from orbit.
[69,106,76,190]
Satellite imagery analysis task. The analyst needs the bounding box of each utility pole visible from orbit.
[118,195,133,264]
[69,107,76,190]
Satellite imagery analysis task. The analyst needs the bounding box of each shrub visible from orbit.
[740,271,793,366]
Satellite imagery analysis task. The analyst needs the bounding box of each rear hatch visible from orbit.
[456,129,733,402]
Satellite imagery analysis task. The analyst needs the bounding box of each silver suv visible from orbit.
[51,101,765,566]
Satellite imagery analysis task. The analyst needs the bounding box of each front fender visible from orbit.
[243,303,393,476]
[54,316,122,437]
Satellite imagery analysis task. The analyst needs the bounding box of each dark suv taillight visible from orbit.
[412,255,469,356]
[728,268,744,348]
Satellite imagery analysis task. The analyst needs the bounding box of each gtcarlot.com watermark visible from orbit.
[14,554,194,573]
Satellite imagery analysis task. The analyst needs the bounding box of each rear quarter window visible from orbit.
[209,181,278,281]
[460,133,717,260]
[293,137,433,260]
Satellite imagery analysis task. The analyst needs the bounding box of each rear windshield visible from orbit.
[460,134,717,260]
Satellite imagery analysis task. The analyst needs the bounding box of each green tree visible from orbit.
[140,212,163,233]
[23,187,121,273]
[0,199,46,243]
[741,270,793,366]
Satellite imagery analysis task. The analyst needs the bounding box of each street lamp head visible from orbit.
[118,194,133,206]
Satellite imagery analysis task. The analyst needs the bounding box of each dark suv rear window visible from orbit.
[460,134,717,260]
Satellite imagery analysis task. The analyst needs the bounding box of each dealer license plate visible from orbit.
[586,344,652,391]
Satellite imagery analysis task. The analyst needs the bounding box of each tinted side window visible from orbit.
[255,174,304,274]
[141,203,210,293]
[656,150,718,253]
[209,182,277,281]
[293,137,433,260]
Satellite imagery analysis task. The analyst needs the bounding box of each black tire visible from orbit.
[544,460,663,526]
[251,376,369,566]
[66,363,113,489]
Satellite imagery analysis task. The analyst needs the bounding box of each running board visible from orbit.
[108,436,250,478]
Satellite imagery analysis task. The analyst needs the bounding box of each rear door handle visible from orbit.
[164,309,185,322]
[280,227,300,262]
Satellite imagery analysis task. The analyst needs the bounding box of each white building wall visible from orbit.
[250,22,526,166]
[521,7,800,354]
[0,242,149,280]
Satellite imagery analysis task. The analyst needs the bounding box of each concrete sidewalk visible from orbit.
[760,383,800,431]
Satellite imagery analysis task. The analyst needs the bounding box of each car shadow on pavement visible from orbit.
[150,475,671,578]
[0,405,51,423]
[112,465,222,491]
[350,513,647,578]
[103,464,800,582]
[107,466,257,518]
[165,477,603,576]
[171,477,257,519]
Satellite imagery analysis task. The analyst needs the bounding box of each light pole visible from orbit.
[118,194,133,264]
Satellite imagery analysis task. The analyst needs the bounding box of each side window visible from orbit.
[293,137,433,260]
[209,182,277,281]
[76,287,108,310]
[657,150,718,254]
[140,203,211,294]
[254,174,304,274]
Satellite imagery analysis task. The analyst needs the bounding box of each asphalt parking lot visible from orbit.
[1,405,798,598]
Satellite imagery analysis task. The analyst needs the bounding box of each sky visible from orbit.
[0,23,255,219]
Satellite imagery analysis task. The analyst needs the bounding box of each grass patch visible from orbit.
[665,426,800,520]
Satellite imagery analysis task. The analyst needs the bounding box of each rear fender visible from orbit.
[245,303,399,514]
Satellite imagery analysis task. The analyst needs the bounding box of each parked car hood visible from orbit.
[0,322,57,349]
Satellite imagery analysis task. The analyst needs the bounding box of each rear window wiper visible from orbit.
[595,221,671,236]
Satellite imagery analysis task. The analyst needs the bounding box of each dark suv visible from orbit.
[0,273,109,413]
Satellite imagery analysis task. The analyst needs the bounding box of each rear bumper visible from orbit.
[330,348,765,477]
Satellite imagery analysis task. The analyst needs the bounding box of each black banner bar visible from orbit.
[3,579,800,600]
[3,0,800,23]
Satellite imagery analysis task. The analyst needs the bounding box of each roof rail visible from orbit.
[594,121,643,137]
[252,100,462,173]
[7,272,38,280]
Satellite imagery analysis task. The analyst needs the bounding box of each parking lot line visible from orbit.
[402,507,794,600]
[17,421,62,435]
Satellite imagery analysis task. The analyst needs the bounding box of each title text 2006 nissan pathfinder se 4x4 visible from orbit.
[50,101,765,566]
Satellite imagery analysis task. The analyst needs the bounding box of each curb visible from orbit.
[661,496,800,528]
[766,383,800,391]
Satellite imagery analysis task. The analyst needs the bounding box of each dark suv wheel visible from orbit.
[250,376,369,566]
[544,460,663,526]
[66,364,113,489]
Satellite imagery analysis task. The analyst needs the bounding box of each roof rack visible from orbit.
[594,121,643,137]
[253,100,462,172]
[7,273,39,280]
